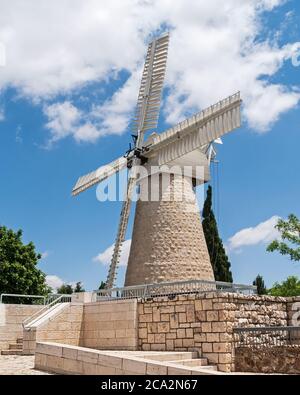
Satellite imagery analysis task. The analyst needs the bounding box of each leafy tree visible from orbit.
[253,274,267,295]
[98,281,106,290]
[202,186,233,282]
[0,226,50,303]
[268,276,300,297]
[74,282,85,293]
[56,284,73,294]
[267,214,300,261]
[56,282,85,294]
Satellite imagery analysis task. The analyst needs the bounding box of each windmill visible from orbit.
[72,33,242,288]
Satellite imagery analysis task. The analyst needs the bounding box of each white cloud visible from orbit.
[45,274,78,291]
[0,107,4,121]
[0,0,299,143]
[44,102,80,140]
[41,250,50,259]
[46,275,64,290]
[227,215,281,252]
[90,70,141,137]
[44,101,103,143]
[94,239,131,267]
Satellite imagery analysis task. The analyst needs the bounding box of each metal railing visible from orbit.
[0,293,46,304]
[234,326,300,349]
[45,294,69,304]
[95,279,257,301]
[22,294,72,330]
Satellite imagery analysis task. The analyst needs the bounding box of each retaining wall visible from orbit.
[0,304,41,351]
[23,303,83,354]
[4,292,298,373]
[23,299,138,354]
[235,346,300,374]
[80,300,138,351]
[137,293,290,372]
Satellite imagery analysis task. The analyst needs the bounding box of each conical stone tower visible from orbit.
[124,173,215,286]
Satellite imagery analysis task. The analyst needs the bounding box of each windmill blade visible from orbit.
[72,156,127,196]
[144,92,242,166]
[207,143,217,163]
[214,138,223,144]
[105,34,170,288]
[105,175,136,289]
[133,33,169,148]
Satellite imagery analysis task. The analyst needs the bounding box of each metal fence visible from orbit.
[234,326,300,349]
[95,279,257,301]
[0,293,71,305]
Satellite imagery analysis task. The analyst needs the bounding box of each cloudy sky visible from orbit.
[0,0,299,290]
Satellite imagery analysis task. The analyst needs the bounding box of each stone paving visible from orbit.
[0,355,53,375]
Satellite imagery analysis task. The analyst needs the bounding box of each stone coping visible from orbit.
[237,345,300,350]
[136,292,300,303]
[85,299,137,306]
[35,342,226,375]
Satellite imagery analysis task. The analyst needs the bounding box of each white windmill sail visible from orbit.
[72,156,127,196]
[133,33,169,147]
[105,33,170,288]
[144,92,242,166]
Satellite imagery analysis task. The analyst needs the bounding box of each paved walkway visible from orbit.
[0,355,53,375]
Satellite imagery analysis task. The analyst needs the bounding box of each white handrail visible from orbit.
[22,294,71,329]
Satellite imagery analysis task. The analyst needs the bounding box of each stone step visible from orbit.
[9,343,23,350]
[169,358,208,367]
[192,365,218,372]
[140,352,198,362]
[1,349,23,356]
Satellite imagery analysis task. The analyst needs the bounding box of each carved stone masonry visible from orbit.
[125,173,215,286]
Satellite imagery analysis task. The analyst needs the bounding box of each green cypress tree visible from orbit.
[202,186,233,282]
[98,281,106,290]
[253,274,267,295]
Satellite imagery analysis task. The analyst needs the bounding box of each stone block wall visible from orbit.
[23,299,138,354]
[23,303,83,354]
[35,342,222,375]
[233,295,287,327]
[287,297,300,326]
[137,293,289,372]
[80,300,138,351]
[8,292,298,373]
[235,346,300,374]
[125,175,215,286]
[0,304,41,351]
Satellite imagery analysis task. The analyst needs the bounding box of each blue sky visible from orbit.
[0,0,299,291]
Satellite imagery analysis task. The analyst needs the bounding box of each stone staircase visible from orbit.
[168,357,217,371]
[135,351,218,373]
[1,299,71,357]
[1,341,218,373]
[35,343,222,375]
[1,338,23,356]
